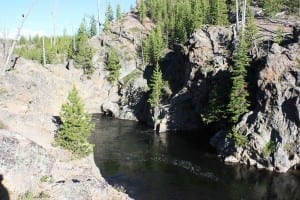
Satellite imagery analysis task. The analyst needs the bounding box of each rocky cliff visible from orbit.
[0,54,131,199]
[212,39,300,172]
[89,13,300,172]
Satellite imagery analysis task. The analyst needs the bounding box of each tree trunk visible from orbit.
[241,0,247,35]
[97,0,101,32]
[236,0,239,33]
[42,35,46,66]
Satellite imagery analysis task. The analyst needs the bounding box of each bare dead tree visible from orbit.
[1,29,9,58]
[241,0,247,35]
[97,0,101,33]
[2,0,37,76]
[51,0,57,46]
[236,0,239,33]
[42,34,46,66]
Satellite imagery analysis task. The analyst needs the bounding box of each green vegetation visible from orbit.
[122,69,142,85]
[201,85,227,125]
[18,191,34,200]
[55,86,95,158]
[138,0,230,45]
[143,25,166,65]
[15,34,71,64]
[262,141,276,157]
[0,121,5,129]
[69,19,96,76]
[209,0,229,25]
[148,64,164,108]
[40,175,53,183]
[103,3,114,32]
[263,0,283,16]
[106,48,121,84]
[116,4,122,20]
[275,26,284,44]
[89,15,98,38]
[228,128,249,147]
[227,36,250,125]
[0,88,7,96]
[38,191,50,199]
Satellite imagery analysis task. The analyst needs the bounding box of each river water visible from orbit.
[90,115,300,200]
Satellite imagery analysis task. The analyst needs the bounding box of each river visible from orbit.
[90,115,300,200]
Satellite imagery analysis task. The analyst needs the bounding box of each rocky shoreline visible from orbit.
[0,59,132,199]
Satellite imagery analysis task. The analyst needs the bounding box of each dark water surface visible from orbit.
[90,115,300,200]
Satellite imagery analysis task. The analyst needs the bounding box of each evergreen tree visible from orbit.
[106,48,121,84]
[71,18,95,75]
[245,8,258,45]
[201,85,227,125]
[139,0,147,23]
[107,3,114,22]
[89,15,98,38]
[103,3,114,32]
[209,0,229,25]
[143,25,166,65]
[55,86,95,157]
[116,4,122,20]
[263,0,283,16]
[227,36,250,124]
[148,64,164,108]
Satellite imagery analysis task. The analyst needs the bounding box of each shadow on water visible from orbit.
[0,175,10,200]
[90,115,300,200]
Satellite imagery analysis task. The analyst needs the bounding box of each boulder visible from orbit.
[0,130,54,198]
[101,102,120,117]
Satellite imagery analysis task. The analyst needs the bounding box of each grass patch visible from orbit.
[40,175,53,183]
[18,191,34,200]
[0,88,7,96]
[0,121,5,129]
[262,141,276,157]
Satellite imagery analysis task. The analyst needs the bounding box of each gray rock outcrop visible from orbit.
[155,26,233,131]
[217,42,300,172]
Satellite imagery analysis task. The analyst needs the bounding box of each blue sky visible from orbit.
[0,0,136,38]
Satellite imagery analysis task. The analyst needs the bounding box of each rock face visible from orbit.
[216,42,300,172]
[155,26,233,131]
[0,130,54,198]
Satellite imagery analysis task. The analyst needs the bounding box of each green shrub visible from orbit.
[18,191,34,200]
[55,86,95,157]
[0,121,5,129]
[262,141,276,157]
[228,127,249,147]
[106,48,121,84]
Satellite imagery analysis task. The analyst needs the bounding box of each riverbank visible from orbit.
[0,59,131,199]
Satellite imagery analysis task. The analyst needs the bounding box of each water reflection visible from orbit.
[90,115,300,200]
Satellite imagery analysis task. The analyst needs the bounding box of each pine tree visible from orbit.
[263,0,283,16]
[227,36,250,124]
[71,18,95,75]
[106,48,121,84]
[148,64,164,108]
[55,86,95,157]
[116,4,122,20]
[103,4,114,32]
[139,0,147,23]
[143,25,166,65]
[201,85,227,124]
[245,8,258,45]
[89,15,98,38]
[209,0,229,25]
